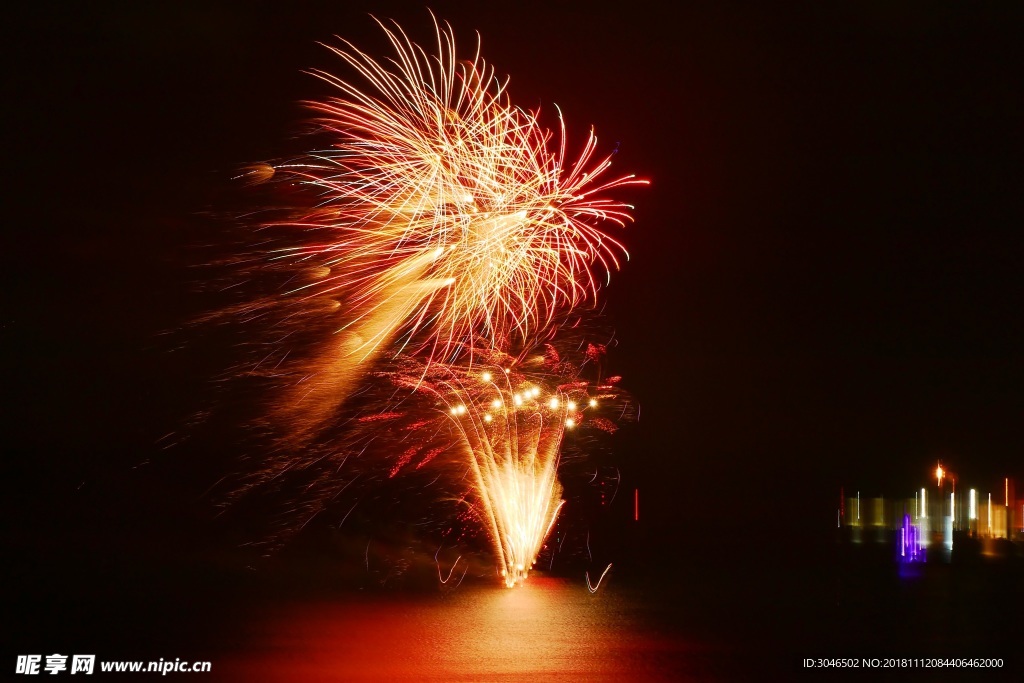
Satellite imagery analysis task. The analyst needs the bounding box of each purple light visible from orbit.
[898,513,925,565]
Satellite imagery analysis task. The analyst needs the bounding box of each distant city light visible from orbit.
[842,471,1019,565]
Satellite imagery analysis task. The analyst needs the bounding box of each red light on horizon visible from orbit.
[634,488,639,521]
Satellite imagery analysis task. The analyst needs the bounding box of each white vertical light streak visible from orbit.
[988,493,992,535]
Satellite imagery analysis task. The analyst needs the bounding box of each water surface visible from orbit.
[217,577,715,682]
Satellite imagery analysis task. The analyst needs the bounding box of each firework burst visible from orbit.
[374,340,633,586]
[265,16,645,373]
[442,369,571,587]
[212,338,634,579]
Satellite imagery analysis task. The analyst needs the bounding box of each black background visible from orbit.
[3,0,1023,668]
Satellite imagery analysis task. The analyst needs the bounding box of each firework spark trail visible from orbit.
[270,246,448,447]
[390,347,619,587]
[265,16,646,384]
[443,373,567,587]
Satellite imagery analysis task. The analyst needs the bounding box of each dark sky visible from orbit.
[3,1,1022,563]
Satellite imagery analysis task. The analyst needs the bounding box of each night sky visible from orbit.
[4,1,1023,579]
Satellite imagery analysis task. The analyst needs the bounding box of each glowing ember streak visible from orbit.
[267,16,646,369]
[586,563,613,593]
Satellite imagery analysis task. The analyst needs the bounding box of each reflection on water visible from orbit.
[218,577,707,681]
